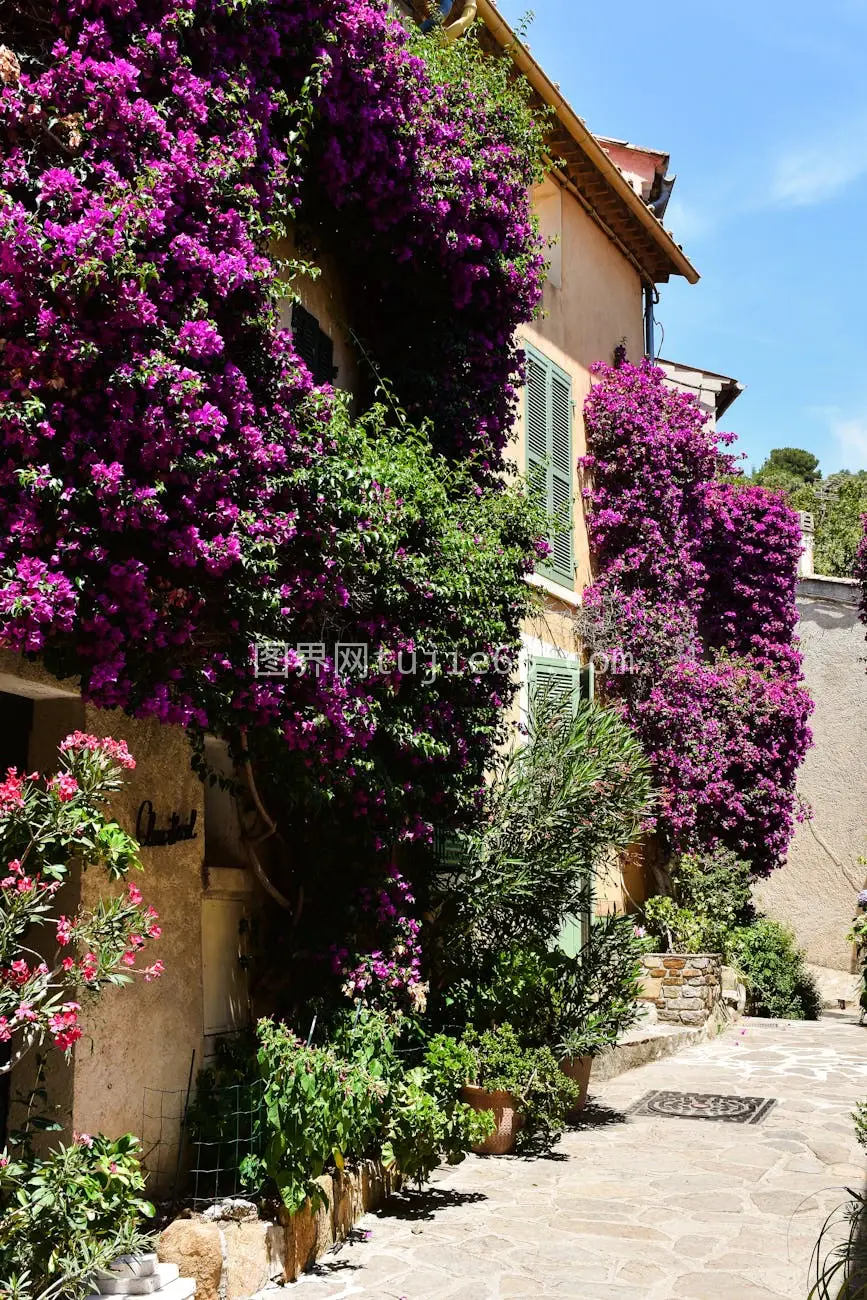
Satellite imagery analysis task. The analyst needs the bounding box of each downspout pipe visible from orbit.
[445,0,477,40]
[643,284,656,359]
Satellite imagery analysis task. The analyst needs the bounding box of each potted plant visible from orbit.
[459,1024,581,1154]
[549,912,648,1114]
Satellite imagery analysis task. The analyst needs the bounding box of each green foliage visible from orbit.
[753,447,821,487]
[431,697,652,983]
[808,1101,867,1296]
[727,918,821,1020]
[752,454,867,578]
[552,912,647,1058]
[462,1024,580,1150]
[641,851,819,1019]
[380,1056,494,1186]
[854,1100,867,1151]
[444,912,646,1061]
[192,1014,496,1213]
[643,849,753,954]
[0,1134,154,1300]
[254,1013,395,1212]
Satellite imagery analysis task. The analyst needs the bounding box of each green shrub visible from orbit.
[727,918,821,1020]
[552,912,647,1058]
[0,1134,153,1300]
[643,849,753,954]
[462,1023,581,1150]
[443,913,645,1060]
[431,698,653,990]
[254,1012,396,1211]
[381,1062,494,1185]
[192,1013,495,1212]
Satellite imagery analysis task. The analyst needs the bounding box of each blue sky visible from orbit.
[499,0,867,474]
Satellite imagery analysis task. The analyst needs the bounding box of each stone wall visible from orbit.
[754,575,867,972]
[639,954,722,1025]
[158,1164,400,1299]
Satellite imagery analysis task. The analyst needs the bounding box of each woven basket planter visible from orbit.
[460,1085,525,1155]
[559,1055,592,1119]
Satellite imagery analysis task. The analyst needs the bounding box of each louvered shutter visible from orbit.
[549,369,574,584]
[524,345,574,588]
[291,302,336,386]
[525,351,549,507]
[528,656,581,723]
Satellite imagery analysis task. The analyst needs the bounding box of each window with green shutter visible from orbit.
[525,344,575,588]
[527,654,593,725]
[526,655,595,956]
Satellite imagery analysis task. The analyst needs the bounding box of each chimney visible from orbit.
[798,511,814,578]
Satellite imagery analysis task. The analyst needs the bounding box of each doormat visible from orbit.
[627,1090,776,1125]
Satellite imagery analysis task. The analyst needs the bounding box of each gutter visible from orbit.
[445,0,478,40]
[476,0,700,286]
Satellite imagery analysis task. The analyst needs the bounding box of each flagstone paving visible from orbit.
[256,1015,867,1299]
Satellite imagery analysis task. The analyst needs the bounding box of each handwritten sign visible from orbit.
[135,800,198,848]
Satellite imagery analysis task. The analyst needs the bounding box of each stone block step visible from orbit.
[97,1254,158,1280]
[87,1268,194,1299]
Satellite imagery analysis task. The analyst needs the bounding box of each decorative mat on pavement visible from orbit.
[627,1090,776,1125]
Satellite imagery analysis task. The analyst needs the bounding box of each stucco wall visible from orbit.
[71,708,205,1190]
[754,577,867,971]
[517,177,645,917]
[518,178,645,596]
[0,655,207,1189]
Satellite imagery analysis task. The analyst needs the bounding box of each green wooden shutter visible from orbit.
[549,368,574,583]
[525,349,549,508]
[528,655,581,724]
[527,654,592,953]
[525,345,574,589]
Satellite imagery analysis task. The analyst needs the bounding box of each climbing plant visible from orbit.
[0,0,548,857]
[582,358,813,873]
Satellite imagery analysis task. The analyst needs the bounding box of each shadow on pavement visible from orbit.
[567,1100,629,1131]
[372,1185,487,1222]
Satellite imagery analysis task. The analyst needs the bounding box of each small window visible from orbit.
[291,302,336,386]
[525,345,574,588]
[527,654,592,724]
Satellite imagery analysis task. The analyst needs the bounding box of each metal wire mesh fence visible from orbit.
[141,1085,188,1199]
[185,1077,267,1208]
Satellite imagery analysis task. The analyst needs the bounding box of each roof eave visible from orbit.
[476,0,699,286]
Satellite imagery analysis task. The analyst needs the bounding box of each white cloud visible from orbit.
[663,197,712,247]
[832,415,867,470]
[770,125,867,208]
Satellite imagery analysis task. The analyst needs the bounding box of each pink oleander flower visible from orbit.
[48,772,79,802]
[0,771,25,814]
[56,915,74,946]
[143,960,165,982]
[59,733,136,770]
[127,882,143,906]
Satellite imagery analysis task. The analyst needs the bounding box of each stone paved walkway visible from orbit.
[259,1016,867,1299]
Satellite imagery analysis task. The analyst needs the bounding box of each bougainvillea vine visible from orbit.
[582,359,813,874]
[0,0,547,855]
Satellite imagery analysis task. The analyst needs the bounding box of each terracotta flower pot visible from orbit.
[559,1055,592,1118]
[460,1084,525,1155]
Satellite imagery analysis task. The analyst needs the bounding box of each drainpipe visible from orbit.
[445,0,478,40]
[643,284,656,359]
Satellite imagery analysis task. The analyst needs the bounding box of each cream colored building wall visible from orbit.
[273,234,360,397]
[70,709,205,1188]
[517,176,645,598]
[754,577,867,973]
[516,177,646,917]
[0,654,206,1189]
